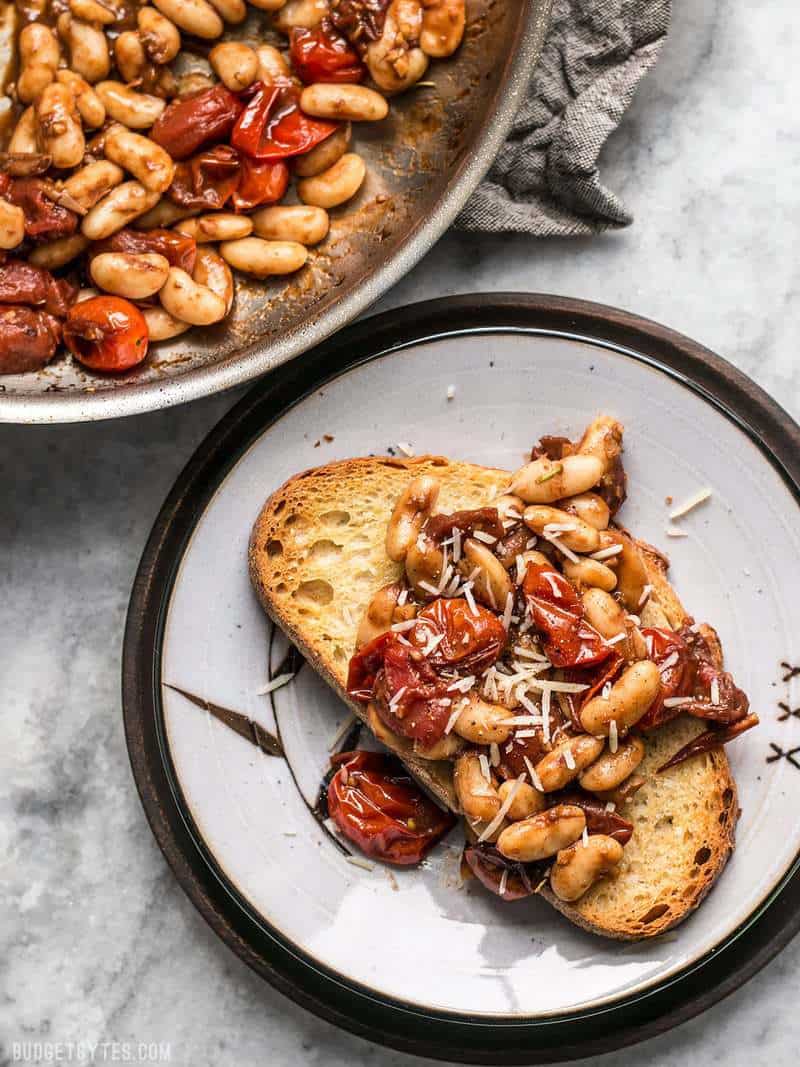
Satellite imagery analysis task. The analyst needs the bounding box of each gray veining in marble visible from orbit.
[4,2,800,1064]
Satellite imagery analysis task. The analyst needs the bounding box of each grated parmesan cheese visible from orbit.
[498,868,509,896]
[523,756,544,793]
[563,746,576,771]
[446,384,456,400]
[478,774,526,842]
[711,678,720,705]
[669,488,712,520]
[665,526,689,539]
[590,544,623,561]
[396,441,414,457]
[609,719,618,753]
[663,696,694,708]
[501,591,514,630]
[346,855,375,872]
[473,530,498,545]
[582,827,589,848]
[257,672,295,695]
[478,753,491,781]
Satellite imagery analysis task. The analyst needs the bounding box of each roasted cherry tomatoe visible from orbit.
[289,24,364,84]
[231,82,338,161]
[523,561,611,668]
[327,750,456,865]
[63,297,148,372]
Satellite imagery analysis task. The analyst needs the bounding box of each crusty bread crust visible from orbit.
[249,455,739,939]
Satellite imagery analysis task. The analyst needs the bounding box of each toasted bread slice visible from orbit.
[249,456,739,940]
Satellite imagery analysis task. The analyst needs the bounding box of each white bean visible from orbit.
[366,0,429,92]
[152,0,223,39]
[114,32,148,83]
[294,122,350,177]
[579,736,645,793]
[63,17,111,83]
[206,0,246,23]
[63,160,125,213]
[135,198,198,229]
[562,557,617,592]
[70,0,118,24]
[497,805,586,862]
[0,201,25,250]
[454,752,501,822]
[580,660,662,736]
[550,835,624,902]
[523,504,601,553]
[509,454,605,504]
[453,692,514,744]
[104,125,175,193]
[534,735,605,792]
[385,475,440,561]
[142,306,191,341]
[81,181,160,239]
[300,83,388,122]
[95,81,166,129]
[297,153,365,209]
[159,266,227,325]
[497,780,546,821]
[176,213,253,242]
[273,0,327,29]
[90,251,170,299]
[251,205,329,245]
[36,83,84,169]
[56,70,106,129]
[460,537,512,610]
[29,234,90,269]
[420,0,465,57]
[254,44,291,81]
[137,7,181,63]
[219,237,307,277]
[561,492,610,531]
[209,41,259,90]
[192,247,234,313]
[17,24,59,103]
[9,108,40,155]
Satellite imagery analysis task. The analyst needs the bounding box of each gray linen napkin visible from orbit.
[457,0,671,236]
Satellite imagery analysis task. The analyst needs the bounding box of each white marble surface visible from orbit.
[4,2,800,1064]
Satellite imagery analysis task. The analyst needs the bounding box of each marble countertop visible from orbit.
[4,2,800,1064]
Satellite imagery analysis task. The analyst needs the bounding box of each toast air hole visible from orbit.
[266,539,283,557]
[308,539,342,564]
[694,846,711,865]
[638,903,670,925]
[319,510,350,527]
[293,579,334,607]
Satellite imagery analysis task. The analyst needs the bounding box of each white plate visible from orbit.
[153,320,800,1019]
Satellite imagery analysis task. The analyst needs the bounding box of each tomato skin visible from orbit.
[150,85,244,161]
[347,598,506,747]
[289,24,364,84]
[523,562,611,668]
[168,145,241,211]
[63,297,148,372]
[232,158,290,211]
[414,598,506,673]
[327,750,456,865]
[231,81,338,161]
[638,627,692,728]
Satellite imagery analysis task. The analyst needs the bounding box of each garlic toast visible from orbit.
[249,423,756,939]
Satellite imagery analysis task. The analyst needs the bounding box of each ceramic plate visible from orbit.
[123,295,800,1062]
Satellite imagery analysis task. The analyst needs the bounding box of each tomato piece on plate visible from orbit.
[523,561,611,668]
[63,296,148,373]
[327,749,456,865]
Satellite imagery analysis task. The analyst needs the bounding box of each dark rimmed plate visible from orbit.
[123,294,800,1062]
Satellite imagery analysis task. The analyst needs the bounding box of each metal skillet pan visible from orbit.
[0,0,551,423]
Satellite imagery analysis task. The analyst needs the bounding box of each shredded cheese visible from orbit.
[523,756,544,793]
[665,526,689,539]
[478,752,491,781]
[501,591,514,631]
[396,441,414,457]
[473,530,497,545]
[563,746,576,771]
[609,719,619,753]
[498,868,509,897]
[590,544,623,561]
[638,584,653,608]
[346,855,375,872]
[453,527,462,563]
[478,774,526,842]
[669,488,712,520]
[446,384,456,400]
[257,672,295,695]
[711,678,720,705]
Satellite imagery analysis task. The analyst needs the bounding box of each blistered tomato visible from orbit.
[328,750,456,865]
[63,296,148,372]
